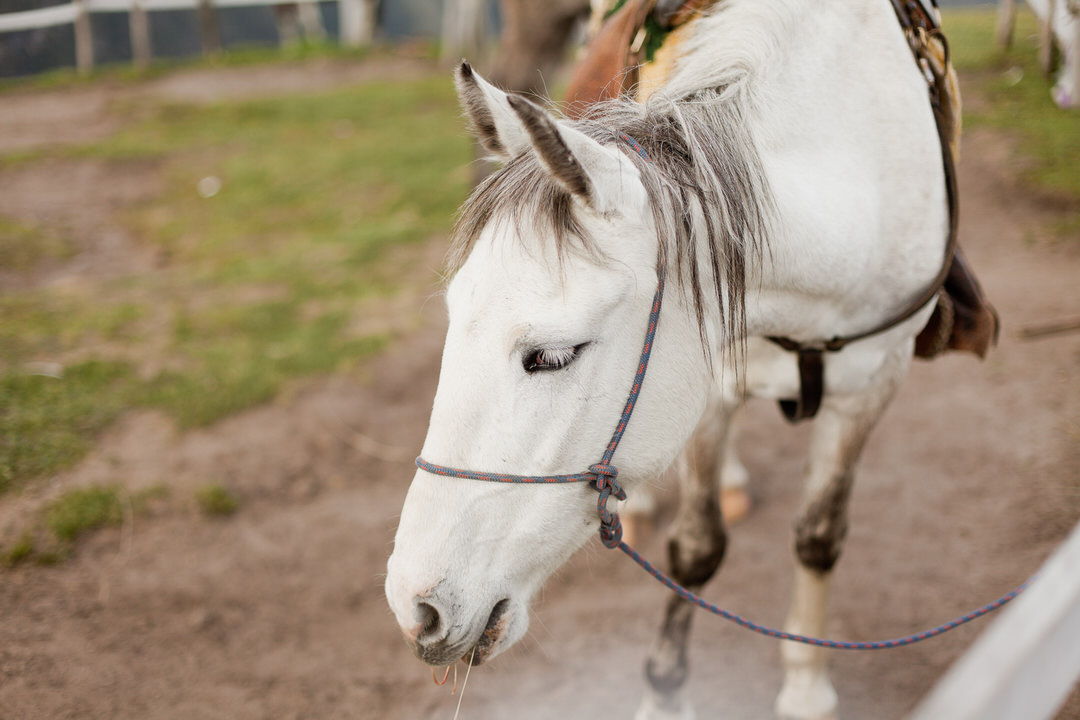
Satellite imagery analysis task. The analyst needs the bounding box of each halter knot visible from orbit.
[589,463,625,549]
[598,512,624,549]
[588,463,626,500]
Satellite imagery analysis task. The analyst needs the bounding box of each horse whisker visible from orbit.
[452,647,476,720]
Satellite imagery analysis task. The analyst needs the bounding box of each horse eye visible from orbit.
[524,343,588,373]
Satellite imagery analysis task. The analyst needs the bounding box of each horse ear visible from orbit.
[506,94,623,209]
[455,61,531,159]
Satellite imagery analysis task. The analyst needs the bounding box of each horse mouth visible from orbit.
[464,598,510,666]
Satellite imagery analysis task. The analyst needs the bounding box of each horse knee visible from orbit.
[793,477,852,574]
[668,513,727,587]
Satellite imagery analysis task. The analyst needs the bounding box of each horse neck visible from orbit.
[655,0,947,342]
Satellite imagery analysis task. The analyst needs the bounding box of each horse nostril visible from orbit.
[415,601,442,642]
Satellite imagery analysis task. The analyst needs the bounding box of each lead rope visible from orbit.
[416,133,1031,650]
[616,542,1032,649]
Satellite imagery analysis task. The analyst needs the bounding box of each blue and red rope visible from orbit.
[616,541,1032,650]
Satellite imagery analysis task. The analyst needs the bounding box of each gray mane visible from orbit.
[449,88,773,359]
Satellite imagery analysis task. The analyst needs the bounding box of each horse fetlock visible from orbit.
[645,597,695,694]
[775,667,838,720]
[644,636,689,694]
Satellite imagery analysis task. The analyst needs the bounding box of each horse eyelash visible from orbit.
[524,343,587,373]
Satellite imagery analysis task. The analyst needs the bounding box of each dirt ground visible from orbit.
[1,57,1079,720]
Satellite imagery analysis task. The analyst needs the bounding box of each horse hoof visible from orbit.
[621,513,654,546]
[776,710,837,720]
[635,690,695,720]
[775,670,838,720]
[721,486,752,525]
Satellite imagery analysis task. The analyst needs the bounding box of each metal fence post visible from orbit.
[198,0,222,55]
[339,0,376,48]
[130,0,151,69]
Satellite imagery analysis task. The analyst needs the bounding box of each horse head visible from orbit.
[384,63,711,668]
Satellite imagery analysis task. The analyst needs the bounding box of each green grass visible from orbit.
[195,483,239,517]
[1,484,176,566]
[0,66,470,495]
[44,486,124,542]
[944,8,1080,205]
[3,533,35,567]
[0,216,76,272]
[0,362,133,496]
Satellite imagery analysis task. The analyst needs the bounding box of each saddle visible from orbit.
[566,0,1000,421]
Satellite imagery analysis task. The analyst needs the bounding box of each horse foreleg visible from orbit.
[775,350,910,720]
[637,398,737,720]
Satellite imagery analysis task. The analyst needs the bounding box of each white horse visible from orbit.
[386,1,949,718]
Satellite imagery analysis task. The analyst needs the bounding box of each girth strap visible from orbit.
[767,338,825,423]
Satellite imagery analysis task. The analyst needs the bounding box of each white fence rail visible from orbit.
[0,0,375,73]
[908,519,1080,720]
[0,0,322,23]
[0,3,77,32]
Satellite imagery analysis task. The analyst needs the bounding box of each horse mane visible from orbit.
[449,66,774,362]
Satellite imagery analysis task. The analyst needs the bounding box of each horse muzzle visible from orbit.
[406,597,518,667]
[386,564,523,667]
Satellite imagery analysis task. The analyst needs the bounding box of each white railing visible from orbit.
[908,519,1080,720]
[0,0,376,73]
[0,3,77,32]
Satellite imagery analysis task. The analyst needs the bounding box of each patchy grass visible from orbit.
[944,8,1080,208]
[195,484,239,517]
[44,486,124,542]
[0,216,76,272]
[1,483,174,566]
[0,68,469,495]
[32,548,69,566]
[0,362,133,495]
[3,533,35,567]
